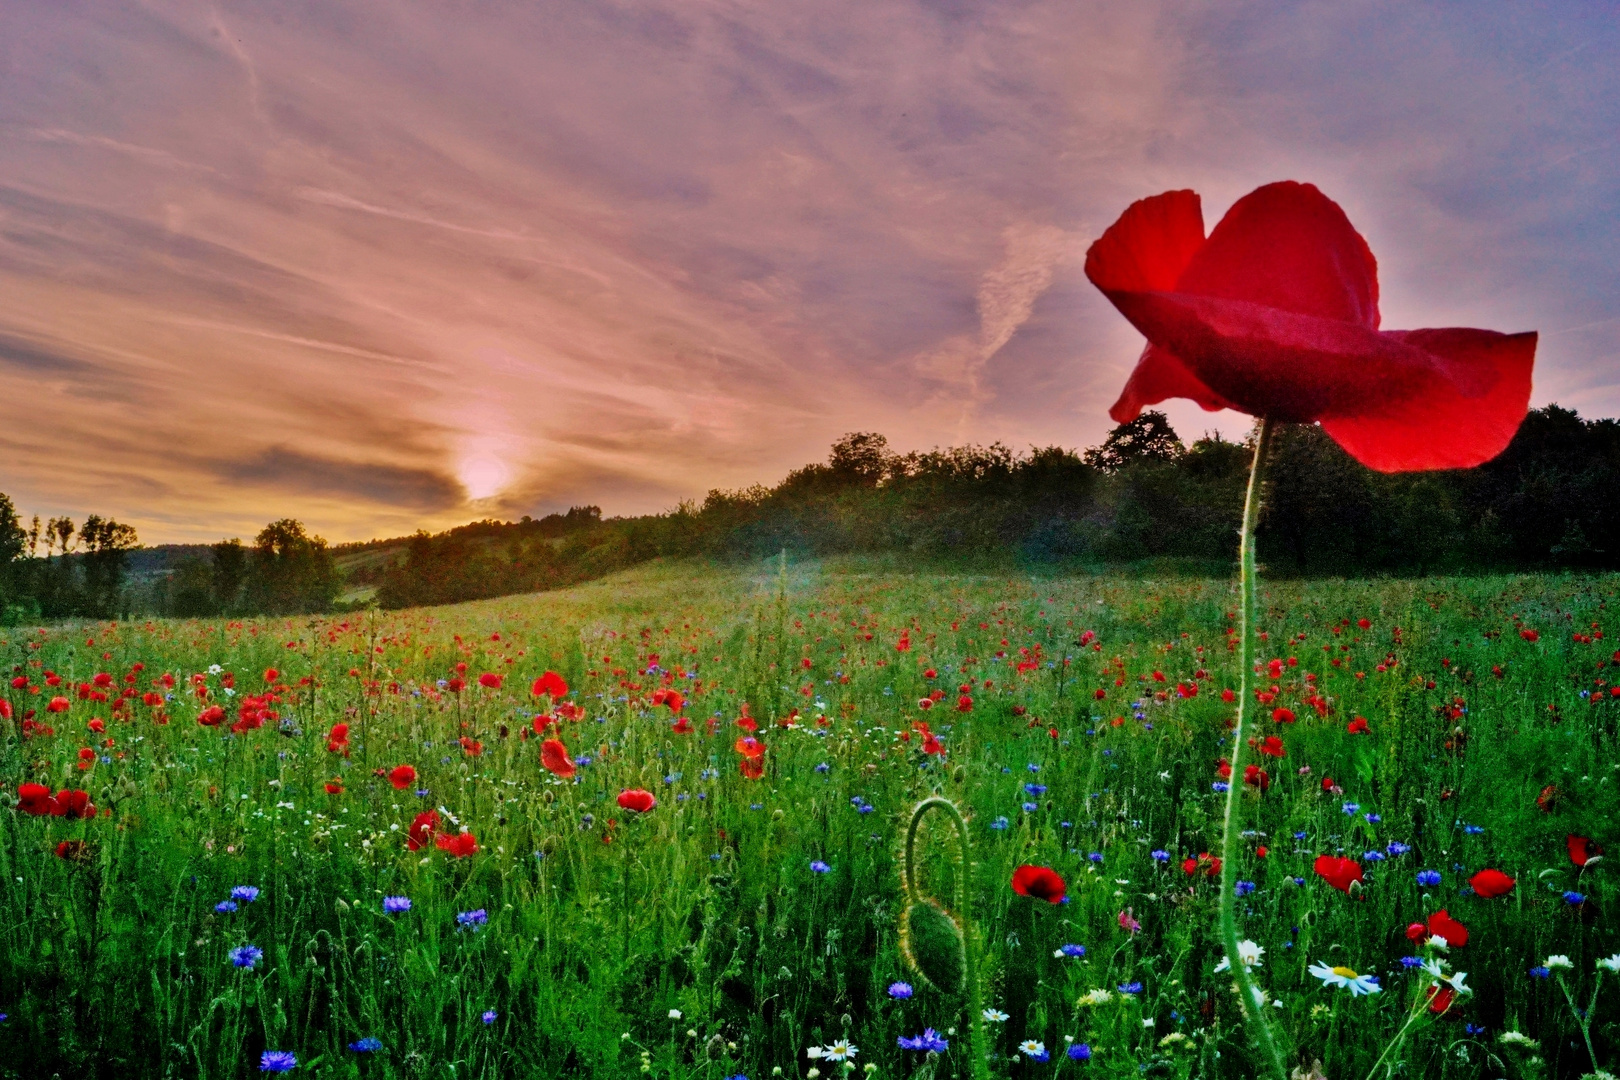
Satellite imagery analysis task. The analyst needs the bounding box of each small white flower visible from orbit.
[1078,989,1113,1007]
[1425,935,1449,951]
[1142,1017,1155,1028]
[668,1009,682,1020]
[1598,954,1620,973]
[1020,1040,1046,1058]
[1215,940,1265,972]
[1498,1030,1537,1048]
[1545,954,1574,971]
[806,1047,823,1060]
[822,1040,858,1062]
[1308,961,1381,997]
[982,1008,1009,1022]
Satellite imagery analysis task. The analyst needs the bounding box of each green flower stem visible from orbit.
[1216,418,1288,1080]
[905,797,989,1080]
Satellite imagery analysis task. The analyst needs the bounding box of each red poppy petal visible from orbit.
[1084,189,1205,296]
[1176,181,1379,328]
[1319,328,1537,471]
[1108,343,1237,423]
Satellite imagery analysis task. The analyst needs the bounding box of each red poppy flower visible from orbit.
[17,782,56,815]
[406,809,440,850]
[1405,921,1427,942]
[1426,985,1456,1014]
[735,736,765,760]
[532,671,569,698]
[1536,784,1558,812]
[1469,868,1515,898]
[1243,764,1270,791]
[1426,909,1469,948]
[53,789,95,819]
[435,830,478,857]
[1257,735,1286,758]
[388,764,417,790]
[1313,854,1363,893]
[46,696,70,713]
[540,738,576,779]
[738,756,764,780]
[1346,717,1370,734]
[921,732,945,755]
[263,668,279,683]
[617,789,657,813]
[197,705,226,727]
[955,694,973,713]
[326,723,350,754]
[324,781,344,794]
[671,716,693,734]
[1011,864,1066,904]
[649,688,686,713]
[1520,628,1540,643]
[1568,834,1601,867]
[1085,182,1536,471]
[477,672,503,690]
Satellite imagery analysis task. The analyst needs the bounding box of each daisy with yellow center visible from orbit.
[1308,961,1381,997]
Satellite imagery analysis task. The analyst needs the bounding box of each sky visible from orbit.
[1,1,1616,545]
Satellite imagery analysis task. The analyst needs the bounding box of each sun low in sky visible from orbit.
[1,1,1615,544]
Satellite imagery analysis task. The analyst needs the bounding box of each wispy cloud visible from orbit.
[0,0,1614,542]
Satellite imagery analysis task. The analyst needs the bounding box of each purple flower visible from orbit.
[230,945,264,969]
[810,860,831,874]
[231,885,260,903]
[457,909,488,928]
[481,1010,498,1024]
[1068,1043,1092,1061]
[259,1050,296,1072]
[888,982,914,999]
[216,900,238,913]
[383,896,412,914]
[898,1029,949,1052]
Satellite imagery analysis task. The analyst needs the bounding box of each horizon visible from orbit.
[3,2,1616,545]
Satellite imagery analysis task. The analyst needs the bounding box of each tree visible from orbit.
[0,493,26,617]
[244,519,337,614]
[827,432,892,487]
[211,539,247,612]
[79,514,139,618]
[1083,411,1185,472]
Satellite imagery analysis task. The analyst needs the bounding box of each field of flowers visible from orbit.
[1,557,1616,1079]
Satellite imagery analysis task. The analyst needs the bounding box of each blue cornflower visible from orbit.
[1060,821,1074,829]
[1235,881,1255,897]
[749,803,763,810]
[231,885,260,903]
[383,896,412,914]
[898,1028,949,1052]
[888,981,914,999]
[1364,851,1386,863]
[810,860,831,874]
[348,1037,383,1053]
[1118,981,1143,994]
[1058,943,1086,957]
[1293,830,1308,840]
[481,1010,497,1024]
[259,1050,296,1072]
[216,900,238,913]
[857,803,874,815]
[990,817,1010,830]
[1150,849,1170,862]
[1416,870,1442,887]
[1022,802,1038,813]
[725,1075,750,1080]
[1027,763,1041,773]
[1342,802,1360,815]
[456,909,488,928]
[1068,1043,1092,1061]
[1465,1024,1485,1036]
[1563,891,1586,905]
[1024,783,1047,796]
[1365,813,1382,823]
[1088,852,1104,864]
[1399,956,1423,968]
[230,945,264,969]
[815,762,830,773]
[1212,781,1230,792]
[1387,841,1411,856]
[1291,877,1306,886]
[1463,824,1485,835]
[1530,966,1550,979]
[574,755,592,768]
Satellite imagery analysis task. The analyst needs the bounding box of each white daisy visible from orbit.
[1544,954,1574,971]
[1078,989,1113,1007]
[1019,1040,1047,1059]
[982,1008,1009,1022]
[1597,954,1620,973]
[1214,940,1265,972]
[1498,1030,1537,1048]
[822,1040,858,1062]
[1308,961,1381,997]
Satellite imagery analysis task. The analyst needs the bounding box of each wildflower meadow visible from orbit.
[2,557,1615,1077]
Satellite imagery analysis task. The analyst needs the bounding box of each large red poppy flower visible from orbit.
[617,789,657,813]
[1313,854,1363,893]
[1086,182,1536,471]
[388,764,417,791]
[435,830,478,857]
[406,810,440,851]
[1469,868,1515,898]
[1011,865,1066,904]
[532,671,569,698]
[1568,834,1601,867]
[540,738,577,779]
[1426,909,1469,948]
[17,782,56,816]
[53,789,95,819]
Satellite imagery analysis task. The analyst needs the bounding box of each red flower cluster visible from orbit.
[15,783,96,818]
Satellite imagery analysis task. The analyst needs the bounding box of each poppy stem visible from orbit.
[1217,418,1288,1080]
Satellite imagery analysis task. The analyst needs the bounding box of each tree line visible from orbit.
[2,404,1616,622]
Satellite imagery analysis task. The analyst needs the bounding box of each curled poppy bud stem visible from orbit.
[1217,418,1289,1080]
[902,797,989,1080]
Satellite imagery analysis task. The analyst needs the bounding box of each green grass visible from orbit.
[1,558,1616,1078]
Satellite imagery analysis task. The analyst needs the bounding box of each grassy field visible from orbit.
[1,558,1616,1078]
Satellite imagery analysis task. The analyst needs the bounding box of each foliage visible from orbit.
[0,561,1616,1078]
